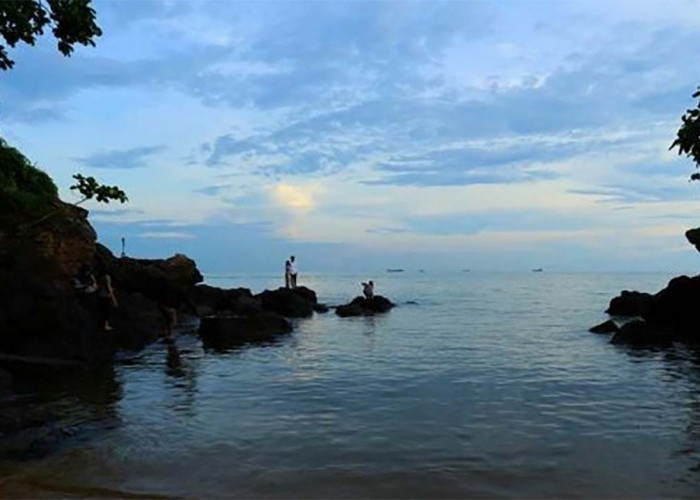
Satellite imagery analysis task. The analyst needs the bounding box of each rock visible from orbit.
[686,227,700,253]
[605,290,653,316]
[589,320,618,334]
[610,320,672,347]
[199,312,292,349]
[0,368,11,394]
[188,284,258,316]
[313,303,329,313]
[256,287,316,318]
[97,244,202,306]
[335,295,395,317]
[643,274,700,342]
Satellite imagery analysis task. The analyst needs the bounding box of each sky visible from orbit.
[3,0,700,273]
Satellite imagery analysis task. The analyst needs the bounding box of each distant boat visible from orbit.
[532,268,543,272]
[418,269,425,273]
[386,269,404,273]
[461,269,471,272]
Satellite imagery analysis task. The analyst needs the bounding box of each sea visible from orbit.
[2,271,700,498]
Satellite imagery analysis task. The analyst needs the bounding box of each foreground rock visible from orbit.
[589,320,618,334]
[199,312,292,349]
[605,290,653,316]
[336,296,395,317]
[610,320,672,347]
[599,226,700,346]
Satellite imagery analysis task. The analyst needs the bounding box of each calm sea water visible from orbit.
[2,272,700,498]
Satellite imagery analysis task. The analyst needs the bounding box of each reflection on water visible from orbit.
[1,272,700,498]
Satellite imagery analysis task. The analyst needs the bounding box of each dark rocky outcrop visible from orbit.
[600,226,700,346]
[199,312,292,350]
[605,290,653,317]
[255,286,317,318]
[336,296,395,317]
[685,227,700,253]
[589,320,618,334]
[188,284,259,316]
[610,320,672,347]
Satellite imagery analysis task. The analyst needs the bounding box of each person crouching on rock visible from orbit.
[362,280,374,299]
[95,262,118,331]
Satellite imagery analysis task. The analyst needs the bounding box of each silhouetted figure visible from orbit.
[284,259,291,289]
[120,237,126,258]
[73,264,97,293]
[362,280,375,299]
[289,255,298,288]
[95,261,117,331]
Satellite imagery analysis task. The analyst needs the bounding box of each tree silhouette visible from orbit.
[0,0,102,70]
[671,87,700,181]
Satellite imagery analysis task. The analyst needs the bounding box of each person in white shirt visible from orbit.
[289,255,298,288]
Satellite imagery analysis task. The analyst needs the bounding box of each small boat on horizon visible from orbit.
[532,268,543,272]
[386,269,404,273]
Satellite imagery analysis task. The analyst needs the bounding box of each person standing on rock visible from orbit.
[95,262,118,331]
[289,255,298,289]
[284,259,292,289]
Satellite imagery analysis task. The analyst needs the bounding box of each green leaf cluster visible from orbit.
[0,0,102,70]
[70,173,128,204]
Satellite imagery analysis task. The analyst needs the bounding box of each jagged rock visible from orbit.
[686,227,700,253]
[589,320,618,334]
[610,320,672,347]
[199,312,292,349]
[643,274,700,342]
[97,244,202,306]
[188,284,259,316]
[605,290,653,316]
[256,287,316,318]
[335,295,395,317]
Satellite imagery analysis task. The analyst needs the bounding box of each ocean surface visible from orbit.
[2,271,700,498]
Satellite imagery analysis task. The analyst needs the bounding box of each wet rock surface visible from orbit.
[336,296,395,317]
[589,320,618,334]
[199,312,292,349]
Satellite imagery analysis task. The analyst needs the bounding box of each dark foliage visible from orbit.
[671,87,700,181]
[70,174,127,204]
[0,138,57,226]
[0,0,101,70]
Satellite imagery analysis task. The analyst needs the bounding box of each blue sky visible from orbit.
[3,0,700,273]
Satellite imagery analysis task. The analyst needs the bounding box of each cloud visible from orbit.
[76,145,164,169]
[138,231,195,240]
[269,183,319,211]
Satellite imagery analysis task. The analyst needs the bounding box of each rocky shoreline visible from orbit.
[591,227,700,347]
[0,195,398,455]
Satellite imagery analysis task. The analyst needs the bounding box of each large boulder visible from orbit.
[644,274,700,342]
[199,312,292,349]
[188,284,260,316]
[605,290,653,317]
[336,295,395,317]
[97,244,202,306]
[256,287,317,318]
[610,320,672,347]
